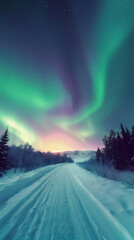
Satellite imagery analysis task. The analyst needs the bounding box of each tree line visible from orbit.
[0,129,74,176]
[96,124,134,170]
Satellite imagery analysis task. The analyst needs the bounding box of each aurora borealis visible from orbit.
[0,0,134,152]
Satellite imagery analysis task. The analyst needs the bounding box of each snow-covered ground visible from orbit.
[79,160,134,186]
[0,164,134,240]
[64,150,96,162]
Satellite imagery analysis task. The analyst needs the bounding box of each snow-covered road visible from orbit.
[0,164,134,240]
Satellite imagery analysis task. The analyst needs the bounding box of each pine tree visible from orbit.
[113,132,124,169]
[0,129,9,175]
[120,123,126,138]
[100,124,134,170]
[96,148,102,162]
[120,124,131,168]
[103,135,109,163]
[130,126,134,166]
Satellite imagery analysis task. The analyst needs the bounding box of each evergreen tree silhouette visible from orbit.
[114,132,124,169]
[96,148,102,162]
[120,124,131,167]
[99,124,134,170]
[130,126,134,166]
[103,135,110,163]
[0,129,9,175]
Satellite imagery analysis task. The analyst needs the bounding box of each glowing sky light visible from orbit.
[0,0,133,151]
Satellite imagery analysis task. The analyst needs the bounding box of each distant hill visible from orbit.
[62,150,96,163]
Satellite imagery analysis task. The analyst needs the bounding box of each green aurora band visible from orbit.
[57,0,134,128]
[0,0,133,150]
[0,60,70,145]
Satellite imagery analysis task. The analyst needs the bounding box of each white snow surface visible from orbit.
[64,150,96,162]
[0,164,134,240]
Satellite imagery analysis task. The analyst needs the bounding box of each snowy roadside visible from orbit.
[0,164,62,187]
[0,163,134,239]
[72,165,134,238]
[78,160,134,186]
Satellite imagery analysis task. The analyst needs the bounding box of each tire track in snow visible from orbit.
[0,164,134,240]
[0,165,60,206]
[27,169,60,240]
[70,167,133,240]
[48,167,76,240]
[0,167,60,240]
[14,167,61,240]
[67,172,105,240]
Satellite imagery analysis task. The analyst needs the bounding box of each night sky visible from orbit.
[0,0,134,152]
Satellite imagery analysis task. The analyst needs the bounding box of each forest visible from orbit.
[96,124,134,170]
[0,129,74,176]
